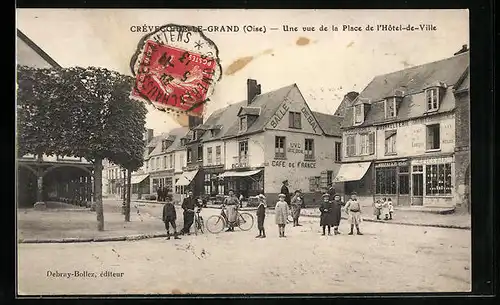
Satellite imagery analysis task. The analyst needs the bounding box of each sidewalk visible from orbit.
[135,199,470,230]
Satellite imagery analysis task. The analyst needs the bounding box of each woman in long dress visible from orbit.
[223,190,240,232]
[290,190,303,227]
[275,193,289,237]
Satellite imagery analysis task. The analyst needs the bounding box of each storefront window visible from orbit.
[426,163,452,195]
[375,167,397,194]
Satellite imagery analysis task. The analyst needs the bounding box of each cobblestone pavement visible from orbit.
[18,200,471,295]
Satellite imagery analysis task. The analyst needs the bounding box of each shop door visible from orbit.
[411,165,424,206]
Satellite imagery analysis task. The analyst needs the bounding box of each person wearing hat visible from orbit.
[255,194,267,238]
[223,189,240,232]
[327,183,336,201]
[344,191,363,235]
[280,180,291,207]
[319,193,335,235]
[290,190,303,227]
[275,193,289,237]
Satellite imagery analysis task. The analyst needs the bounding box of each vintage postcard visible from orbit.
[16,9,471,295]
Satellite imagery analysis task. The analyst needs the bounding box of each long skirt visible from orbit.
[348,211,362,225]
[226,205,238,223]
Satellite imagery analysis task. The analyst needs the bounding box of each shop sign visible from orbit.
[287,142,303,154]
[301,106,318,133]
[231,162,248,169]
[412,156,453,165]
[375,160,409,168]
[269,160,316,168]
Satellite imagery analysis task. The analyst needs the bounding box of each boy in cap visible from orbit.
[255,194,267,238]
[344,191,363,235]
[162,200,181,240]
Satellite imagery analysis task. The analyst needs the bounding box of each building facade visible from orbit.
[335,51,470,210]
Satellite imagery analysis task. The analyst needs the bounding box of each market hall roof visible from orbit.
[341,51,469,129]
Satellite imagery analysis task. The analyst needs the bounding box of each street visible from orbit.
[17,200,471,295]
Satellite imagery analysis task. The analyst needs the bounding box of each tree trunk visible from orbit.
[94,157,104,231]
[125,169,132,222]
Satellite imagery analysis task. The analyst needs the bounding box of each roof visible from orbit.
[147,127,188,157]
[223,84,296,138]
[342,52,469,129]
[237,106,262,116]
[312,112,343,137]
[17,29,62,69]
[200,101,246,142]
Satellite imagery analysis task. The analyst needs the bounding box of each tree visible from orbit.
[17,65,147,230]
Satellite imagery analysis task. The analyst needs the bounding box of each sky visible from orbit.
[16,9,469,134]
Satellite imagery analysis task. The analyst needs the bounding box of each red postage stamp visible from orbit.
[130,24,222,117]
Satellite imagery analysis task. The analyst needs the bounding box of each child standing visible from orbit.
[319,193,334,235]
[344,191,363,235]
[373,199,382,220]
[331,194,343,235]
[162,201,181,240]
[387,198,394,220]
[381,197,390,220]
[275,193,289,237]
[255,194,267,238]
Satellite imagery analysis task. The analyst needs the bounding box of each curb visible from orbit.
[19,233,169,244]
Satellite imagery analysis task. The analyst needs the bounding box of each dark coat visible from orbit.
[319,201,336,226]
[256,203,266,218]
[281,185,291,204]
[330,199,343,226]
[328,186,336,201]
[162,202,176,221]
[182,196,195,212]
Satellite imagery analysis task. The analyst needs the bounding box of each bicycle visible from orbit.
[188,207,204,235]
[206,206,254,233]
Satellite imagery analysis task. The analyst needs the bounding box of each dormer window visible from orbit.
[353,104,364,125]
[239,116,248,132]
[210,129,218,137]
[384,97,397,118]
[425,88,440,112]
[191,131,197,141]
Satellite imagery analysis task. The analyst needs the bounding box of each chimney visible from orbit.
[188,115,203,129]
[454,44,468,56]
[247,79,261,105]
[144,129,154,143]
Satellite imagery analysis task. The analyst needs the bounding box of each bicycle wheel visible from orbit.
[237,212,254,231]
[206,215,225,234]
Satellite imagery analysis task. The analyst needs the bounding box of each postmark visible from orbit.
[130,24,222,117]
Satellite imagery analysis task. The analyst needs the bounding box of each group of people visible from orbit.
[373,197,394,220]
[156,186,170,202]
[161,179,368,240]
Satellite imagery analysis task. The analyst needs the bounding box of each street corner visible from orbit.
[130,24,223,118]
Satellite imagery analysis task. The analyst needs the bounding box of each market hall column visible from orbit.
[33,154,46,210]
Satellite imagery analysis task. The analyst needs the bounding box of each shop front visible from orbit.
[218,168,264,199]
[130,174,150,199]
[374,159,410,206]
[410,155,454,207]
[203,165,225,198]
[174,169,199,198]
[333,161,373,204]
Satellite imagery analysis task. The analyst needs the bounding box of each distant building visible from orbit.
[336,50,470,211]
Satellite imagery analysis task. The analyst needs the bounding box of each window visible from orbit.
[239,116,247,131]
[346,135,356,157]
[215,145,221,164]
[169,154,173,168]
[289,112,302,129]
[187,148,192,163]
[353,104,364,124]
[161,140,167,152]
[197,145,203,161]
[239,141,248,161]
[327,170,333,187]
[275,136,286,159]
[398,166,409,195]
[376,167,397,194]
[309,176,321,192]
[304,139,315,160]
[385,130,397,155]
[360,133,375,156]
[385,98,397,118]
[426,163,452,195]
[163,156,167,169]
[211,130,218,137]
[192,131,197,141]
[426,88,439,111]
[426,124,440,150]
[207,147,213,164]
[335,142,342,162]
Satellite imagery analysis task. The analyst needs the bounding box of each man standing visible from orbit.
[280,180,291,207]
[156,186,162,202]
[180,190,196,235]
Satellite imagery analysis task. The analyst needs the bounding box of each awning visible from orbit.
[130,174,149,185]
[218,169,262,178]
[175,170,199,186]
[333,162,372,183]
